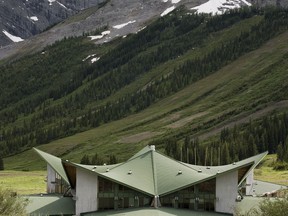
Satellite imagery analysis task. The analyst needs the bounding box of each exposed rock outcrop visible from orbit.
[0,0,104,46]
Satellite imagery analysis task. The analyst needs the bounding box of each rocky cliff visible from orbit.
[0,0,104,47]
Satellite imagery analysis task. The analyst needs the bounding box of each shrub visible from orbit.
[236,197,288,216]
[0,187,28,216]
[273,161,288,171]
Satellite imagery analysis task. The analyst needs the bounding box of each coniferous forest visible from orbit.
[1,6,288,168]
[163,112,288,168]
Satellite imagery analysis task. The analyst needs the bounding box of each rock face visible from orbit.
[0,0,195,60]
[0,0,104,46]
[0,0,287,60]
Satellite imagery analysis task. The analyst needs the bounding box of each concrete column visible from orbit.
[75,168,98,216]
[215,171,238,214]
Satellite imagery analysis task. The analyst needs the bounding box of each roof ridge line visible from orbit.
[151,150,158,196]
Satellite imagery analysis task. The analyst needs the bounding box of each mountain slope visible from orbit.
[0,0,265,61]
[4,27,288,170]
[1,6,288,170]
[1,0,287,51]
[0,0,105,47]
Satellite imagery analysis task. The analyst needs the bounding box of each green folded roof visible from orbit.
[34,146,267,197]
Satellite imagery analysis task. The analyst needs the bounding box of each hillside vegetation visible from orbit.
[1,6,288,169]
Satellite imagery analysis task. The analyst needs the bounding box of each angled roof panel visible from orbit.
[34,148,69,184]
[153,151,212,195]
[102,151,155,196]
[128,146,152,161]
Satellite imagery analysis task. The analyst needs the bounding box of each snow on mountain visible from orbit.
[0,0,104,47]
[48,0,56,6]
[161,6,176,16]
[171,0,181,3]
[0,0,262,60]
[88,30,111,40]
[2,30,24,42]
[113,20,136,29]
[161,0,182,17]
[56,1,68,9]
[29,16,38,22]
[91,57,100,63]
[191,0,251,15]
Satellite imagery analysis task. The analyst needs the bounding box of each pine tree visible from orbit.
[91,153,104,165]
[80,154,90,165]
[0,156,4,170]
[277,144,284,162]
[109,155,117,164]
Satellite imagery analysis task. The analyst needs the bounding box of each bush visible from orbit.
[237,197,288,216]
[273,161,288,171]
[0,187,28,216]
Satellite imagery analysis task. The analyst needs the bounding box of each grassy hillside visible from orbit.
[2,7,288,170]
[4,27,288,170]
[254,155,288,185]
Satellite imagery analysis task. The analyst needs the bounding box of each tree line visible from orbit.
[80,153,118,165]
[163,112,288,167]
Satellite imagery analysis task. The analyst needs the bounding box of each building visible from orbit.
[34,146,267,216]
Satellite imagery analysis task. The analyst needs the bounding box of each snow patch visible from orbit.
[88,30,110,40]
[171,0,181,3]
[2,30,24,42]
[56,1,67,9]
[241,0,251,6]
[113,20,136,29]
[162,0,169,2]
[137,26,147,33]
[29,16,38,21]
[82,54,100,63]
[48,0,56,5]
[91,57,100,63]
[161,6,175,17]
[191,0,250,15]
[82,54,96,62]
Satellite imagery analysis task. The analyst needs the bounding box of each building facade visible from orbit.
[34,146,267,216]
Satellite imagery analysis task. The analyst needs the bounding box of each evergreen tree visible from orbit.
[91,153,104,165]
[277,143,284,162]
[80,154,90,165]
[109,155,118,164]
[0,157,4,171]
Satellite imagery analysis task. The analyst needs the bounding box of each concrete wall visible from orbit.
[75,168,98,216]
[47,164,56,193]
[215,170,238,214]
[245,170,254,196]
